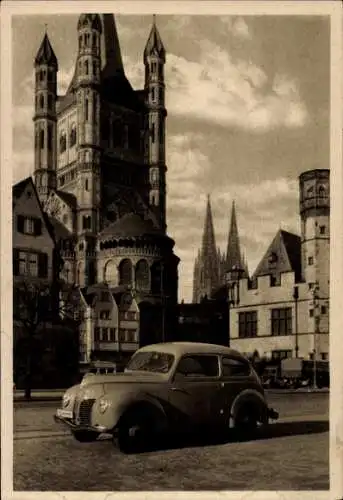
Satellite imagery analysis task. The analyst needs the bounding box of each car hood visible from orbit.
[81,371,167,387]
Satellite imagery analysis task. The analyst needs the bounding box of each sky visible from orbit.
[12,13,330,303]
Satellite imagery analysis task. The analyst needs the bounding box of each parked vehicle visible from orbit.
[54,342,279,453]
[281,358,329,388]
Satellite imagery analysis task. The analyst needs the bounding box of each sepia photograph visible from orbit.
[1,1,342,498]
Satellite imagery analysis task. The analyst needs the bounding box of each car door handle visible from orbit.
[170,387,189,395]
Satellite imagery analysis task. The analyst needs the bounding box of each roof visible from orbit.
[13,177,32,199]
[252,229,301,281]
[56,190,77,209]
[137,342,244,358]
[280,230,301,279]
[35,33,58,68]
[48,216,72,240]
[99,213,159,239]
[144,19,166,63]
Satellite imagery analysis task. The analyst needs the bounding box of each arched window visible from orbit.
[59,133,67,153]
[47,125,52,151]
[119,259,132,286]
[40,129,45,149]
[85,60,89,76]
[135,260,150,290]
[39,95,44,109]
[85,98,89,121]
[69,126,77,147]
[104,260,117,284]
[318,185,326,197]
[48,94,52,110]
[307,186,314,197]
[151,262,162,294]
[92,33,97,48]
[85,178,89,191]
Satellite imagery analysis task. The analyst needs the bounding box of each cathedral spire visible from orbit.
[192,195,220,302]
[225,200,245,272]
[34,32,58,69]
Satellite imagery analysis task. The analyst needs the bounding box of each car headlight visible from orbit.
[98,398,110,414]
[62,394,71,408]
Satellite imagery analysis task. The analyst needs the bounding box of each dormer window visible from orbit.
[268,252,278,265]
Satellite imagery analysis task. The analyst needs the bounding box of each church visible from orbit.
[193,169,330,362]
[13,13,180,367]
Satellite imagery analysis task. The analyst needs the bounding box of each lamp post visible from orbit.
[293,286,299,358]
[225,265,244,345]
[311,283,320,390]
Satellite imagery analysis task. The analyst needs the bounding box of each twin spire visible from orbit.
[193,195,248,303]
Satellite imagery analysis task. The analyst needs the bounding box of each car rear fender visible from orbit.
[229,388,268,428]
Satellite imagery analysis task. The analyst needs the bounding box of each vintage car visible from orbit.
[54,342,279,453]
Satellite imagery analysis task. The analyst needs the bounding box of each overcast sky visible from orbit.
[12,13,330,303]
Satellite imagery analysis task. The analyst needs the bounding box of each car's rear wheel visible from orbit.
[72,430,99,442]
[234,404,259,438]
[116,406,160,454]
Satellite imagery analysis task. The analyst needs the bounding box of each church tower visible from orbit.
[33,32,58,202]
[75,14,102,286]
[144,16,167,232]
[224,201,248,278]
[192,195,220,303]
[299,169,330,297]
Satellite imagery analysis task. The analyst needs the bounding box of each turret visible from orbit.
[33,31,58,201]
[75,14,102,286]
[299,169,330,295]
[144,16,167,232]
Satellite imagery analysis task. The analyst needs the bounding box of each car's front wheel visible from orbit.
[116,406,160,454]
[72,430,99,442]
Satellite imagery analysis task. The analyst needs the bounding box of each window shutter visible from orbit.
[38,253,48,278]
[34,218,42,236]
[17,215,24,233]
[13,249,19,276]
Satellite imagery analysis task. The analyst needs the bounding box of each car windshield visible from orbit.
[125,351,175,374]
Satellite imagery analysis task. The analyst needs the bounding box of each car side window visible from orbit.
[222,356,251,377]
[176,355,219,378]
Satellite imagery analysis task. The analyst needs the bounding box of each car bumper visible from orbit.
[54,409,108,434]
[268,408,279,420]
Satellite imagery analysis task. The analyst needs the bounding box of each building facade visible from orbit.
[15,13,179,366]
[227,169,329,361]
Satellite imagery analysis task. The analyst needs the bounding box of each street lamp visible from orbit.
[311,283,320,390]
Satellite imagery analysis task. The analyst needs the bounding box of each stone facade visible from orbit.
[22,13,180,364]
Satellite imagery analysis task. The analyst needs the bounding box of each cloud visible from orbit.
[232,18,252,40]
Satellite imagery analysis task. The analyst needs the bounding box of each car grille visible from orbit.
[74,399,95,426]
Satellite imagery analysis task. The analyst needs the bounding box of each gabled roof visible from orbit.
[35,33,58,69]
[12,176,56,244]
[252,229,301,281]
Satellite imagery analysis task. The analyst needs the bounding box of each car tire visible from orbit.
[116,407,158,454]
[234,404,259,438]
[72,430,99,443]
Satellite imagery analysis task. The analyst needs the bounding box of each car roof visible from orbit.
[137,342,246,358]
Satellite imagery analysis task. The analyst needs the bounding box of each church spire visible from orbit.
[192,195,220,302]
[225,200,245,272]
[101,14,125,77]
[144,14,166,63]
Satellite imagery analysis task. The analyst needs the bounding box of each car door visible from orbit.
[167,354,221,429]
[216,355,254,425]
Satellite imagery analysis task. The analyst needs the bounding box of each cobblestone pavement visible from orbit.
[13,393,329,491]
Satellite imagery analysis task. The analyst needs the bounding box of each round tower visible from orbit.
[33,32,58,201]
[144,16,167,232]
[75,14,102,286]
[299,169,330,296]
